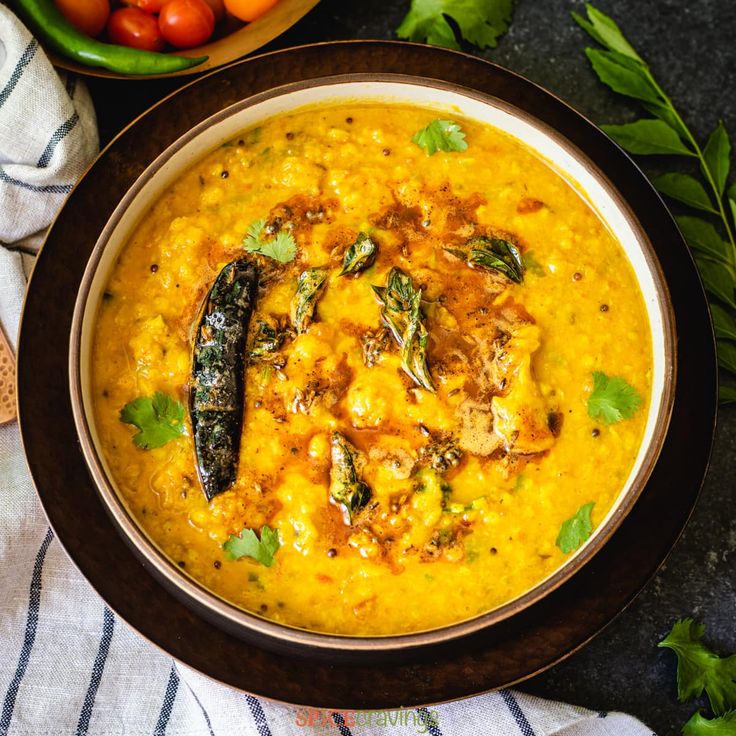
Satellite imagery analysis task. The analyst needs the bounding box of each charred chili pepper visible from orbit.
[191,259,258,501]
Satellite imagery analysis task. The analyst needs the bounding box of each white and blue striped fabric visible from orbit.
[0,7,655,735]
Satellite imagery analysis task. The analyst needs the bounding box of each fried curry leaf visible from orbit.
[243,218,297,263]
[587,371,642,424]
[329,432,372,523]
[249,319,286,360]
[412,120,468,156]
[372,267,435,391]
[659,619,736,715]
[291,267,328,334]
[340,232,378,276]
[223,525,281,567]
[119,392,185,449]
[397,0,515,51]
[683,711,736,736]
[556,502,595,554]
[448,235,525,283]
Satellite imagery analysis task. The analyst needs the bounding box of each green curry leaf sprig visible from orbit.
[397,0,515,51]
[574,4,736,403]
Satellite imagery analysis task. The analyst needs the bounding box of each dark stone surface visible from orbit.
[86,2,735,733]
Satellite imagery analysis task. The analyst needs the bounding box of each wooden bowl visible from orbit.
[46,0,320,80]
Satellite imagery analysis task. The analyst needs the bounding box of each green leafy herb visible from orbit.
[574,3,736,401]
[329,432,372,523]
[719,341,736,374]
[223,525,281,567]
[340,232,378,276]
[711,303,736,341]
[659,619,736,716]
[654,174,718,215]
[448,235,525,283]
[397,0,514,51]
[587,371,642,424]
[372,267,435,391]
[556,502,595,554]
[249,319,288,360]
[291,267,328,334]
[601,119,695,156]
[412,120,468,156]
[683,711,736,736]
[243,218,297,263]
[119,392,185,449]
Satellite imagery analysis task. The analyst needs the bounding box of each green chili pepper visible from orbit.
[10,0,207,76]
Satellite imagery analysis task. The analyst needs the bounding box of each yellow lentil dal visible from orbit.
[91,103,652,635]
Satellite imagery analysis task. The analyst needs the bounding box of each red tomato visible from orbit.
[55,0,110,37]
[125,0,168,13]
[202,0,226,23]
[158,0,215,49]
[223,0,279,22]
[107,7,165,51]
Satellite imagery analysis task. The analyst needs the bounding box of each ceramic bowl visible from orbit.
[69,74,676,659]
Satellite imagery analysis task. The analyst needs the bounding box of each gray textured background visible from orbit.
[88,2,736,734]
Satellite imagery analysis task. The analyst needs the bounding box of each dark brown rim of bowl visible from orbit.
[69,72,677,654]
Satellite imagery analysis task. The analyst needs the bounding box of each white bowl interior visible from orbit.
[75,79,670,635]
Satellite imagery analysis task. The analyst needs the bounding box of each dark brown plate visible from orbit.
[18,41,717,707]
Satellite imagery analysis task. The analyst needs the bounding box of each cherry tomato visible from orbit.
[223,0,279,22]
[123,0,168,13]
[107,7,165,51]
[202,0,226,24]
[158,0,215,48]
[55,0,110,37]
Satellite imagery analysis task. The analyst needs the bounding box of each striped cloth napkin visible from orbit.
[0,6,656,735]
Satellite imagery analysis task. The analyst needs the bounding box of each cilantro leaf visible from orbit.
[397,0,514,51]
[556,502,595,554]
[683,711,736,736]
[412,120,468,156]
[119,392,186,449]
[587,371,642,424]
[223,525,281,567]
[243,218,297,263]
[659,619,736,716]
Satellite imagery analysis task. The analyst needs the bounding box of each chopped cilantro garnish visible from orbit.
[412,120,468,156]
[659,619,736,716]
[119,391,185,449]
[223,525,281,567]
[587,371,642,424]
[243,218,297,263]
[556,502,595,554]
